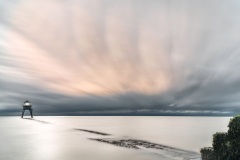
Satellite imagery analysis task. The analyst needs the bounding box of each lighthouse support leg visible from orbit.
[21,110,25,118]
[30,109,33,118]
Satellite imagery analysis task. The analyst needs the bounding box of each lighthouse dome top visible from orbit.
[23,100,31,106]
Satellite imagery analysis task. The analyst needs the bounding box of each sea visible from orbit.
[0,116,231,160]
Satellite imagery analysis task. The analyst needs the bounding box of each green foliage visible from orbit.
[200,147,217,160]
[201,115,240,160]
[228,115,240,140]
[227,114,240,159]
[212,132,227,151]
[212,132,228,159]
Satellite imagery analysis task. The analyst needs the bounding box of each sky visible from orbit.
[1,0,240,116]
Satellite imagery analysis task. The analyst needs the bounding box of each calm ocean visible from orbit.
[0,116,231,160]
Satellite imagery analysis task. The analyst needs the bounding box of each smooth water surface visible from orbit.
[0,116,231,160]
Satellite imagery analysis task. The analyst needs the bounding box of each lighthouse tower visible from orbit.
[22,100,33,118]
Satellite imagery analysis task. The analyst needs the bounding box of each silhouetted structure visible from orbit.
[22,100,33,118]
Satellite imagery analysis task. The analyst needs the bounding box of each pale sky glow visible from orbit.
[6,0,172,95]
[1,0,240,116]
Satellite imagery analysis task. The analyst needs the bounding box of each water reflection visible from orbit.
[0,117,169,160]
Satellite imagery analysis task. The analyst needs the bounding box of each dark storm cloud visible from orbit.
[0,75,237,116]
[1,0,240,116]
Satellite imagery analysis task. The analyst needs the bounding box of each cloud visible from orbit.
[1,0,240,116]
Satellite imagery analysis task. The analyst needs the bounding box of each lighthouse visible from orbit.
[22,100,33,118]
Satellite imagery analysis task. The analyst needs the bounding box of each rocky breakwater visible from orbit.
[90,139,174,150]
[90,138,201,159]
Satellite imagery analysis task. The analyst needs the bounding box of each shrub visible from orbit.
[200,147,217,160]
[201,114,240,160]
[228,115,240,140]
[213,132,229,159]
[227,115,240,159]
